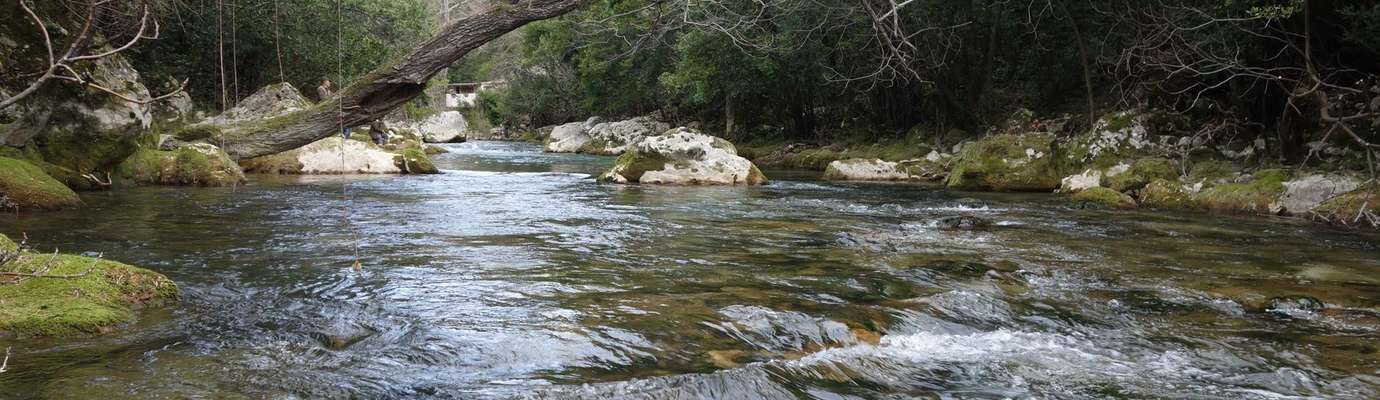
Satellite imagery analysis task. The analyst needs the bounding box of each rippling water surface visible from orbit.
[1,141,1378,399]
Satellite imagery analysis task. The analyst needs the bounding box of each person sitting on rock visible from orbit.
[368,119,390,146]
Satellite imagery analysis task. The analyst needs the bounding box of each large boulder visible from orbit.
[202,82,310,126]
[1276,174,1361,215]
[1,46,154,189]
[239,137,438,175]
[402,111,468,143]
[545,116,669,155]
[544,118,599,153]
[0,233,178,336]
[946,134,1065,191]
[0,156,82,211]
[116,143,246,187]
[599,128,768,185]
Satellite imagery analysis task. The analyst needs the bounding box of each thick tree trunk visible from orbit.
[219,0,583,159]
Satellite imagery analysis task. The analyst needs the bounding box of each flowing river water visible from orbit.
[1,141,1378,399]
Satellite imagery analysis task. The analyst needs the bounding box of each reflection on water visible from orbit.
[1,141,1378,399]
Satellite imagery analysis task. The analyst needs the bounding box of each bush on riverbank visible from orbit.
[0,234,177,336]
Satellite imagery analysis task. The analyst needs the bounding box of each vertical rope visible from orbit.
[273,0,284,83]
[337,0,361,270]
[230,0,239,105]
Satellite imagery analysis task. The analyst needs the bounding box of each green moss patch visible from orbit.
[1311,185,1379,228]
[0,234,177,336]
[946,134,1066,192]
[599,151,671,183]
[0,156,82,211]
[393,148,439,174]
[238,151,305,174]
[1070,187,1137,209]
[116,145,246,187]
[1191,169,1289,215]
[1106,158,1177,192]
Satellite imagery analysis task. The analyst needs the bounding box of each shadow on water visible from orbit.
[1,141,1378,398]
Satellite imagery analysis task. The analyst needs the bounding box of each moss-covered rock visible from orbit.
[0,233,177,336]
[116,144,246,187]
[1140,179,1194,210]
[1311,185,1379,228]
[1191,169,1289,215]
[0,156,82,211]
[946,134,1066,191]
[394,148,439,174]
[1064,111,1158,169]
[1106,157,1177,192]
[1070,187,1137,209]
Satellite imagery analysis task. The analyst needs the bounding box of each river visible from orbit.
[1,141,1378,399]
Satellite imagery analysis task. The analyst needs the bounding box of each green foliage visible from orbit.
[132,0,434,109]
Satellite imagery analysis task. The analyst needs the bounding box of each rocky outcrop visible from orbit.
[0,156,82,211]
[824,159,912,181]
[1277,174,1361,215]
[1,44,155,189]
[544,118,599,153]
[824,158,947,181]
[239,137,438,175]
[203,82,311,126]
[946,134,1065,191]
[116,143,246,187]
[599,128,768,185]
[401,111,468,143]
[0,233,178,336]
[545,116,669,155]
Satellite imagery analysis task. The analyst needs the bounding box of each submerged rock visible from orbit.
[0,233,177,336]
[599,128,767,185]
[116,143,246,187]
[1265,295,1326,318]
[239,137,438,175]
[937,215,992,230]
[0,156,82,211]
[945,134,1065,192]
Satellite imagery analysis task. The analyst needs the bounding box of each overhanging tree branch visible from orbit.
[216,0,585,159]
